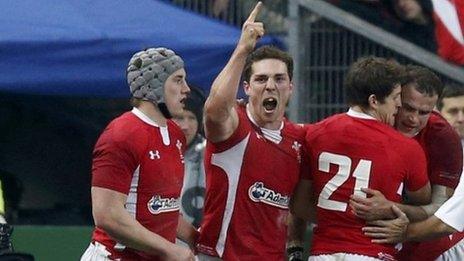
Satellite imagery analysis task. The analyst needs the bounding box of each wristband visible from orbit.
[287,246,304,261]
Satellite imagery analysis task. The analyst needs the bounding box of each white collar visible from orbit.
[246,104,283,144]
[346,108,377,120]
[131,107,159,127]
[131,107,171,145]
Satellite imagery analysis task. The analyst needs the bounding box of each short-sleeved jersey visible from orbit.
[306,110,429,260]
[90,108,186,261]
[398,111,464,261]
[196,105,308,260]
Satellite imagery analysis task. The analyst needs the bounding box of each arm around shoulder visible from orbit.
[407,215,457,241]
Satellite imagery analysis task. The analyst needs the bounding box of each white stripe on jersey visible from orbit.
[115,165,141,251]
[126,165,141,216]
[397,182,404,196]
[211,135,250,257]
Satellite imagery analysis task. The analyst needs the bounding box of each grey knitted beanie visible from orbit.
[126,47,184,104]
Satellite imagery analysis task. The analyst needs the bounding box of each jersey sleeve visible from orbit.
[91,126,141,194]
[404,141,429,192]
[208,105,250,152]
[426,124,463,189]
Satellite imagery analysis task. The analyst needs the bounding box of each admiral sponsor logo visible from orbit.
[248,182,289,209]
[147,195,180,214]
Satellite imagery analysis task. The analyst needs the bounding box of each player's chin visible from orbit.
[261,110,281,122]
[170,108,184,118]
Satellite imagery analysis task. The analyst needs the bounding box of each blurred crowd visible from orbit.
[173,0,464,65]
[329,0,464,65]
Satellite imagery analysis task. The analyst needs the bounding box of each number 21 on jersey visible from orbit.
[317,152,372,212]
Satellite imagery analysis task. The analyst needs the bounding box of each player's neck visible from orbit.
[351,106,379,121]
[136,101,167,126]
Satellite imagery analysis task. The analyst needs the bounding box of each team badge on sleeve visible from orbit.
[147,195,180,214]
[248,182,290,209]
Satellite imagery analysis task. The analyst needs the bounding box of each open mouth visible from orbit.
[402,123,416,130]
[180,97,187,107]
[262,97,278,112]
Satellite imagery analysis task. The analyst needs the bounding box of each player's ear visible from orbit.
[368,94,378,109]
[243,81,251,95]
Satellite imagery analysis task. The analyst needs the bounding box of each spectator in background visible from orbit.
[329,0,437,52]
[213,0,288,33]
[388,0,437,52]
[438,84,464,151]
[81,47,196,261]
[432,0,464,65]
[329,0,399,32]
[173,88,207,228]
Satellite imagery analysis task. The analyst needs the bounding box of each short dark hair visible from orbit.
[243,45,293,82]
[345,56,405,108]
[437,83,464,110]
[183,85,206,134]
[403,65,443,97]
[130,97,143,107]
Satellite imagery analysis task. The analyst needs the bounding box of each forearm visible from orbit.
[176,216,199,247]
[407,216,457,241]
[287,213,307,246]
[399,185,451,222]
[395,203,429,222]
[92,187,175,257]
[287,213,307,261]
[204,47,248,123]
[96,207,173,257]
[289,180,314,221]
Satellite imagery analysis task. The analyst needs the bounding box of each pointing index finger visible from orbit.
[246,1,262,23]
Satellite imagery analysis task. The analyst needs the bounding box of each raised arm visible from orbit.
[204,2,264,143]
[92,187,194,260]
